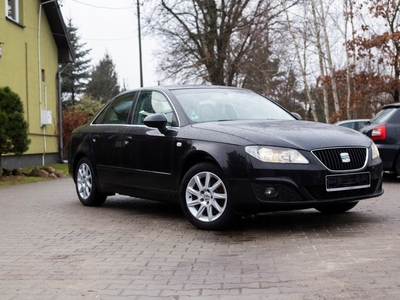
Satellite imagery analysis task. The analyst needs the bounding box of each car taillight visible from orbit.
[371,125,386,141]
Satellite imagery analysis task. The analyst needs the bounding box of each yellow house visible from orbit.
[0,0,74,169]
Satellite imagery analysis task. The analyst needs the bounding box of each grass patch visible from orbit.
[0,176,46,187]
[0,163,70,187]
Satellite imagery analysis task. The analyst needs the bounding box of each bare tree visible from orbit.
[318,0,340,120]
[344,0,353,119]
[349,0,400,103]
[282,0,319,121]
[145,0,298,87]
[311,0,329,123]
[142,0,400,120]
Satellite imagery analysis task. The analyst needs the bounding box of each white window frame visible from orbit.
[6,0,19,22]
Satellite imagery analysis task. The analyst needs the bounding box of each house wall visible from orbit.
[0,0,60,168]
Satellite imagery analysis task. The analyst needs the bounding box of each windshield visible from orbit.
[370,108,397,124]
[171,88,296,123]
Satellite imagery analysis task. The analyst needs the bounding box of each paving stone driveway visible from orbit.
[0,177,399,300]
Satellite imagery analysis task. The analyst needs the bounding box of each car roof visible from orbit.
[165,85,236,89]
[123,85,244,94]
[157,85,243,93]
[383,103,400,109]
[335,119,368,125]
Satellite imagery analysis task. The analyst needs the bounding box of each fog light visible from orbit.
[264,187,278,198]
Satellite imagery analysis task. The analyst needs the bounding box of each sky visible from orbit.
[60,0,159,90]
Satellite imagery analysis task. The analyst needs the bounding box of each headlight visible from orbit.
[245,146,309,164]
[371,142,380,160]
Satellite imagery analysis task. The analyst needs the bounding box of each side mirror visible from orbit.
[144,113,168,134]
[291,112,302,120]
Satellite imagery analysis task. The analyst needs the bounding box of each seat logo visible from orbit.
[340,152,351,163]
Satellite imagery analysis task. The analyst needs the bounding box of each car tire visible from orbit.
[75,157,107,207]
[314,201,358,214]
[180,162,234,230]
[395,153,400,176]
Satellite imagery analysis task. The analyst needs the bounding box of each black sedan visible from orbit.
[68,85,384,230]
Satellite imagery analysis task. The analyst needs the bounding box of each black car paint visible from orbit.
[361,103,400,172]
[68,86,384,227]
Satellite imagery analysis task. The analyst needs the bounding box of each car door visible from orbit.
[90,92,136,190]
[120,90,178,198]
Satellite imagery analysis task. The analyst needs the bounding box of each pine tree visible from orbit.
[60,18,92,106]
[0,87,31,175]
[86,52,121,103]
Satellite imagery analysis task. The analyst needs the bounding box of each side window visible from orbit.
[93,93,135,125]
[340,123,353,129]
[132,91,177,126]
[92,103,110,124]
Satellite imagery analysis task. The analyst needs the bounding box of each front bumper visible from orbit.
[227,154,384,213]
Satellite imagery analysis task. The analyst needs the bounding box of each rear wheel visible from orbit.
[180,163,234,230]
[395,153,400,176]
[314,201,358,214]
[75,157,107,206]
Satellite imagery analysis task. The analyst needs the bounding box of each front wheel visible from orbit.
[75,157,107,206]
[180,163,234,230]
[314,201,358,214]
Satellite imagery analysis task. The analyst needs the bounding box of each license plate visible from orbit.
[326,172,370,192]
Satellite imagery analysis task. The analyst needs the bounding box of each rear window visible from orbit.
[370,108,398,124]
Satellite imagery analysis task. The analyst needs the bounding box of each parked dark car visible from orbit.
[68,85,384,230]
[361,103,400,176]
[335,119,369,131]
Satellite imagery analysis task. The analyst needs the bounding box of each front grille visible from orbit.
[312,147,367,171]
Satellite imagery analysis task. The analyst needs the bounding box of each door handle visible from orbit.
[124,136,133,145]
[92,135,100,142]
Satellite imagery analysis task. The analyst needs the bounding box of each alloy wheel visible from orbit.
[77,163,92,200]
[185,171,228,222]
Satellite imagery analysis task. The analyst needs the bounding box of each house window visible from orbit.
[6,0,19,22]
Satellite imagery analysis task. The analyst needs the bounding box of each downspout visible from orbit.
[43,85,47,166]
[57,63,69,163]
[38,0,56,166]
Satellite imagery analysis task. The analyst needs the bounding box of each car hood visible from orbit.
[191,120,372,151]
